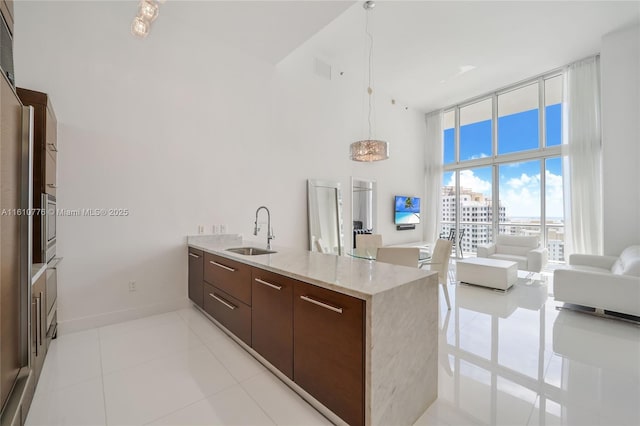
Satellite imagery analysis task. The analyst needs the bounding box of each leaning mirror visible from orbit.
[307,179,345,256]
[351,177,377,248]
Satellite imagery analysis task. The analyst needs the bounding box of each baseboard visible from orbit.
[57,297,191,335]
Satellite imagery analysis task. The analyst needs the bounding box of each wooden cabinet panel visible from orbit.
[45,150,56,196]
[203,283,251,345]
[203,253,251,305]
[293,281,365,426]
[188,249,204,308]
[251,268,293,379]
[0,1,14,35]
[31,273,47,385]
[0,76,22,410]
[16,88,58,262]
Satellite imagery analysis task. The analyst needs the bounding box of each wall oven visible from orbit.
[43,193,56,263]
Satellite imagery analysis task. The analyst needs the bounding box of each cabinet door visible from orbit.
[0,77,22,410]
[45,149,56,196]
[293,282,365,426]
[204,253,251,305]
[251,269,293,379]
[31,273,47,384]
[203,283,251,345]
[188,249,204,307]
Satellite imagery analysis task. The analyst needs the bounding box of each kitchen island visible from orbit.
[187,235,439,426]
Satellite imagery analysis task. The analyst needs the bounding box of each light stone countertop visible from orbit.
[187,235,435,301]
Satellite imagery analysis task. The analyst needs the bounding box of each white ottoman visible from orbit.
[457,258,518,291]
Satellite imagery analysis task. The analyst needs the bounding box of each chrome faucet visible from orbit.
[254,206,275,250]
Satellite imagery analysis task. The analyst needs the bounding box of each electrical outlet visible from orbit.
[128,281,137,292]
[212,224,219,234]
[198,225,204,234]
[220,224,227,234]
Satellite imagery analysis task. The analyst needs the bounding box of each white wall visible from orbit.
[601,23,640,255]
[14,1,426,332]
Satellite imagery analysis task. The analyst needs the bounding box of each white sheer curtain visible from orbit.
[424,111,443,243]
[565,56,603,255]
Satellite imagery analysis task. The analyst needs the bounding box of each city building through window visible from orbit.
[440,73,565,262]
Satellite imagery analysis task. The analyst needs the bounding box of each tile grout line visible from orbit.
[177,307,267,382]
[178,307,280,426]
[97,328,110,426]
[175,308,240,379]
[98,314,208,378]
[237,376,280,426]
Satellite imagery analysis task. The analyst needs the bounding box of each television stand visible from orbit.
[396,224,416,231]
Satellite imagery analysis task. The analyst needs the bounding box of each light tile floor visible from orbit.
[26,268,640,426]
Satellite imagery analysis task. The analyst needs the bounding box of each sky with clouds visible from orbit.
[443,104,564,219]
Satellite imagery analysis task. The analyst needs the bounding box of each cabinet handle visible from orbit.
[255,278,282,291]
[47,184,58,188]
[32,300,38,356]
[36,294,42,346]
[209,260,235,272]
[48,143,58,152]
[209,293,236,310]
[188,253,200,258]
[300,295,343,314]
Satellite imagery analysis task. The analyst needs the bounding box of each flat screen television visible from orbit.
[394,196,421,224]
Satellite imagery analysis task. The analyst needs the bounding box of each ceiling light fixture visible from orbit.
[131,0,163,39]
[350,0,389,163]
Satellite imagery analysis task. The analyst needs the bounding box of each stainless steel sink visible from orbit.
[226,247,276,256]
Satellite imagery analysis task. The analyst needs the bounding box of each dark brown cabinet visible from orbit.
[198,253,252,345]
[251,269,293,379]
[294,281,365,426]
[31,273,47,385]
[203,253,251,305]
[188,248,204,308]
[203,283,251,345]
[187,250,366,426]
[16,88,58,264]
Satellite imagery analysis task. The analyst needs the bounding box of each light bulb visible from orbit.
[138,0,159,22]
[131,16,150,38]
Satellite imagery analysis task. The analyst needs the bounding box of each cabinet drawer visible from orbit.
[251,268,294,379]
[204,253,251,305]
[203,283,251,346]
[294,281,365,426]
[188,248,204,308]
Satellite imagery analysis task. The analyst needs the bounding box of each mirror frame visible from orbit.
[307,179,345,256]
[351,177,377,248]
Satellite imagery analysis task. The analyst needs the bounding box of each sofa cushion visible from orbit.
[495,235,539,256]
[490,254,526,269]
[570,264,611,274]
[497,244,532,257]
[611,245,640,277]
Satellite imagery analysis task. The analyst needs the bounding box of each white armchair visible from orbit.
[553,245,640,317]
[477,235,548,272]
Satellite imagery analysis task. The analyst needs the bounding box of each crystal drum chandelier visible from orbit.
[350,1,389,162]
[131,0,164,38]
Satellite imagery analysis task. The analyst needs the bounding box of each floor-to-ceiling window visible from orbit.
[439,72,565,262]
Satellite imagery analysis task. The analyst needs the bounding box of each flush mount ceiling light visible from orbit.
[350,0,389,163]
[131,0,164,38]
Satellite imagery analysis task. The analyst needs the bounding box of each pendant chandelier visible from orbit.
[350,1,389,162]
[132,0,165,38]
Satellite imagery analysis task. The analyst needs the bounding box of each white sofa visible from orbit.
[553,245,640,317]
[477,235,548,272]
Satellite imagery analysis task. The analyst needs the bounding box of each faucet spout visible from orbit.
[254,206,275,250]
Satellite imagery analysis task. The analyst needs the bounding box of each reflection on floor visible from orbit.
[26,267,640,426]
